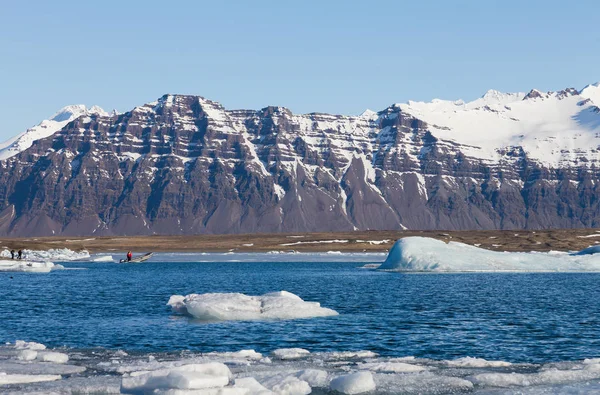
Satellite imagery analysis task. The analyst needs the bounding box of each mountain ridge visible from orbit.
[0,83,599,236]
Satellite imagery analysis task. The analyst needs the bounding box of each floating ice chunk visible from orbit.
[380,237,600,272]
[469,364,600,387]
[0,260,58,273]
[8,376,122,394]
[359,361,426,373]
[294,369,329,387]
[330,372,376,394]
[270,348,311,360]
[167,295,187,314]
[17,349,38,361]
[0,361,85,375]
[234,377,274,395]
[121,363,232,394]
[90,255,114,262]
[37,351,69,364]
[446,356,512,368]
[207,350,263,361]
[268,376,311,395]
[374,371,474,393]
[321,351,378,360]
[15,340,46,350]
[0,372,61,385]
[168,291,338,322]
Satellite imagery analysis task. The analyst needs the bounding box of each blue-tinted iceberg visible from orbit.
[380,237,600,272]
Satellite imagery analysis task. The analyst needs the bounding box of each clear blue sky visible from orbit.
[1,0,599,141]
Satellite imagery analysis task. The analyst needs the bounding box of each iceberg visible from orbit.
[380,237,600,272]
[330,372,376,395]
[0,260,61,273]
[167,291,338,321]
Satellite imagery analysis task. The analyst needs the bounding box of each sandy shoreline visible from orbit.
[1,229,599,254]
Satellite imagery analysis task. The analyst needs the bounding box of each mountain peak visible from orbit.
[579,83,600,104]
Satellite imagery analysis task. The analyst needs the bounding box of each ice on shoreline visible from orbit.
[1,248,89,262]
[380,237,600,272]
[168,291,338,322]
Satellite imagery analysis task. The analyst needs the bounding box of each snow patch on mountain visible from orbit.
[398,84,600,168]
[0,105,108,160]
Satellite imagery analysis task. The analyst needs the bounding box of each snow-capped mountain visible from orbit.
[0,105,108,160]
[0,83,599,236]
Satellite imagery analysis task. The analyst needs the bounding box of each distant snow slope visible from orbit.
[0,105,108,160]
[398,85,600,167]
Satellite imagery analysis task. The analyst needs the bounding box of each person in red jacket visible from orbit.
[126,251,132,262]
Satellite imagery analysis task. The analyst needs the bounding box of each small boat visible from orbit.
[120,252,154,263]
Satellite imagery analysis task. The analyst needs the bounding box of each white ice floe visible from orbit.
[358,361,426,373]
[35,351,69,364]
[17,350,38,361]
[0,373,61,385]
[121,362,232,394]
[270,349,311,361]
[380,237,600,272]
[1,248,89,262]
[0,340,89,390]
[0,260,61,273]
[168,291,338,322]
[445,356,512,368]
[264,375,311,395]
[469,362,600,387]
[90,255,114,262]
[14,341,46,351]
[320,351,378,361]
[330,372,376,394]
[234,377,274,395]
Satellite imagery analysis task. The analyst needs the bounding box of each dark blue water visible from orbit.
[2,260,600,364]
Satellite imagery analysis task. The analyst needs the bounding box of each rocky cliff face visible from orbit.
[1,85,600,236]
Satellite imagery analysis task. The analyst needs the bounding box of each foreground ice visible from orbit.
[380,237,600,272]
[0,248,89,262]
[168,291,338,321]
[0,340,85,390]
[0,260,62,273]
[7,343,600,394]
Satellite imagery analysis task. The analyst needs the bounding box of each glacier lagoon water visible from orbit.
[2,254,600,364]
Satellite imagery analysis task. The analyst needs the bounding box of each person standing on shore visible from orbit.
[10,250,15,259]
[17,250,22,259]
